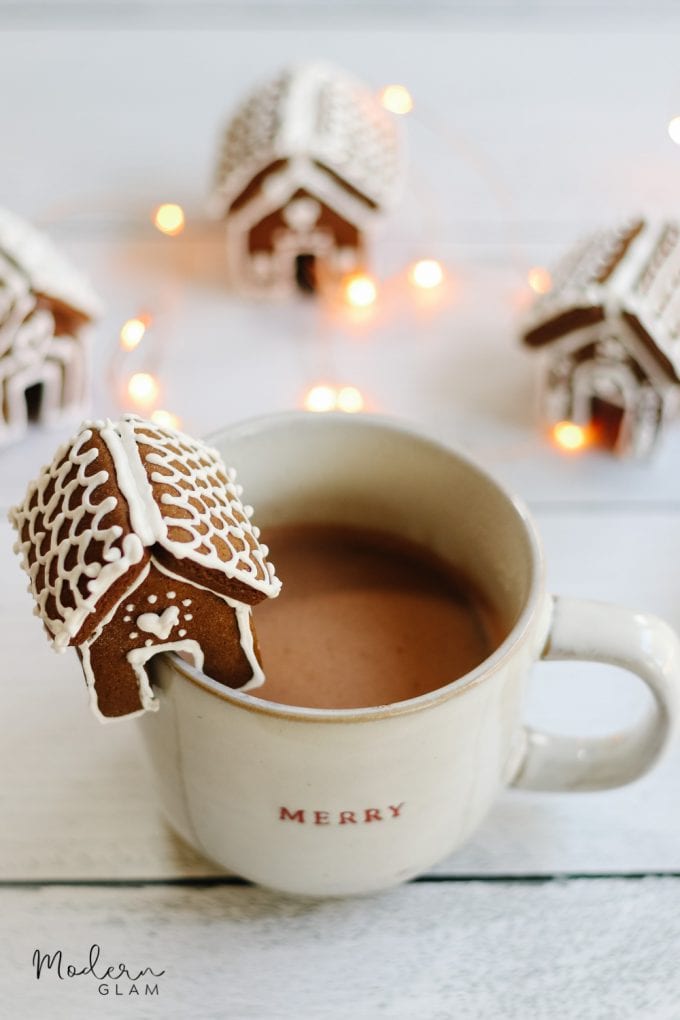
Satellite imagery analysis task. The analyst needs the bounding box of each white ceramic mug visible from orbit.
[138,413,680,897]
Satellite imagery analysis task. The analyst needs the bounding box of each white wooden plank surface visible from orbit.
[2,880,679,1019]
[2,27,680,241]
[3,507,680,880]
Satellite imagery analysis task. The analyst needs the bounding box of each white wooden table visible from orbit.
[2,5,680,1017]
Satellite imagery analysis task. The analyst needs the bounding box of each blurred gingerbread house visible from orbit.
[210,62,402,295]
[522,219,680,457]
[0,207,102,446]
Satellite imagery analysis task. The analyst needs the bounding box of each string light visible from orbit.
[343,273,378,309]
[552,421,589,452]
[119,314,151,351]
[127,372,160,407]
[153,203,185,236]
[151,408,181,430]
[409,259,444,290]
[528,266,552,295]
[304,384,365,414]
[336,386,364,413]
[380,85,414,115]
[668,116,680,144]
[304,384,338,413]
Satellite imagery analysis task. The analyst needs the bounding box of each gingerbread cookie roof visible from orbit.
[212,62,401,217]
[0,207,103,321]
[522,219,680,382]
[10,415,280,649]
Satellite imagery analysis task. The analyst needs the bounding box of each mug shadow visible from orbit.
[159,821,420,919]
[156,794,568,922]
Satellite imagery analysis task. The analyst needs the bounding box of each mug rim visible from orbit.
[161,411,546,723]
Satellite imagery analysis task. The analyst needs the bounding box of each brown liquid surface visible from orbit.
[252,523,502,710]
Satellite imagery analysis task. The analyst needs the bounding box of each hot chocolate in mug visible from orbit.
[139,413,680,897]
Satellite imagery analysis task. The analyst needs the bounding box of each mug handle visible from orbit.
[511,595,680,792]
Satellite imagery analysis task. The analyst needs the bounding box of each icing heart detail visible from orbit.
[136,606,180,641]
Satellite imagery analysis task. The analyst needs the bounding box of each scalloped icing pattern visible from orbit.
[118,414,280,598]
[9,426,145,648]
[524,220,680,383]
[0,246,93,445]
[9,415,280,655]
[212,62,400,217]
[0,205,102,320]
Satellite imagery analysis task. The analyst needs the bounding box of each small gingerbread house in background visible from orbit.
[10,415,280,720]
[0,208,102,446]
[210,62,402,296]
[522,219,680,458]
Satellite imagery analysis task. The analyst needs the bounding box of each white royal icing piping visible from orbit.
[0,209,102,447]
[105,416,166,546]
[232,601,265,690]
[136,606,180,640]
[153,559,265,690]
[120,414,280,598]
[9,426,146,647]
[210,63,403,296]
[0,206,103,320]
[524,219,680,457]
[212,63,400,217]
[79,644,150,724]
[127,639,204,710]
[9,414,280,717]
[85,635,203,723]
[77,566,150,722]
[99,419,159,546]
[10,415,279,645]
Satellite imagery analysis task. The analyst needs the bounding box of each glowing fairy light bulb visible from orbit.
[668,116,680,144]
[151,408,181,430]
[380,85,414,115]
[409,259,444,290]
[527,266,552,295]
[119,315,151,351]
[153,203,185,236]
[127,372,160,407]
[344,273,377,309]
[336,386,364,413]
[552,421,589,452]
[304,384,338,413]
[303,384,366,414]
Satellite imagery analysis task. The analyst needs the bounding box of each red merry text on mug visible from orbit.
[279,803,405,825]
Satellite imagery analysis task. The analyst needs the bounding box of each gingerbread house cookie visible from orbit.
[9,414,280,720]
[0,207,102,446]
[522,219,680,457]
[210,62,402,296]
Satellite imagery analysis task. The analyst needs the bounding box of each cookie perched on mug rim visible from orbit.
[9,414,281,720]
